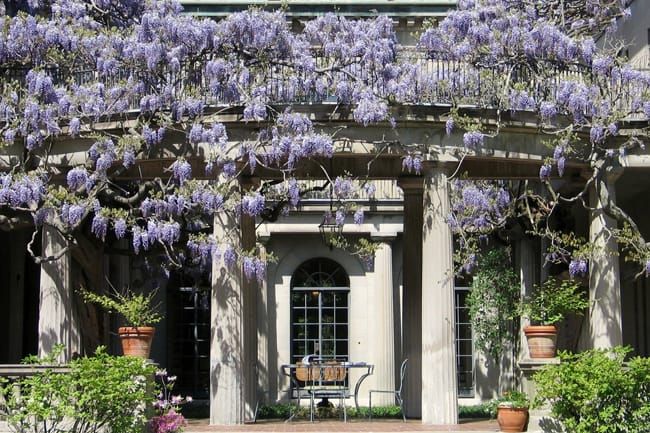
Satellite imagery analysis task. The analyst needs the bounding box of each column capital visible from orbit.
[397,176,423,193]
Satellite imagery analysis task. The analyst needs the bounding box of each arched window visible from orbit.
[290,258,349,363]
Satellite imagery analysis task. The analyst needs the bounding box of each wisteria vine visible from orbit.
[0,0,649,280]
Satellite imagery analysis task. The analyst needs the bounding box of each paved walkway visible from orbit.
[185,418,499,433]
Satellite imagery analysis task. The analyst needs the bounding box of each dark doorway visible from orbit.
[167,271,211,399]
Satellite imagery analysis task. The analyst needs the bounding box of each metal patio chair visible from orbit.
[368,358,408,422]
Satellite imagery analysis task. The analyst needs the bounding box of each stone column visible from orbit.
[397,176,423,419]
[210,180,258,424]
[369,233,396,406]
[38,225,81,360]
[257,236,270,403]
[517,237,537,362]
[588,170,623,348]
[421,167,458,425]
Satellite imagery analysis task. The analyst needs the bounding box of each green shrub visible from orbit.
[458,403,492,419]
[0,346,155,433]
[533,347,650,433]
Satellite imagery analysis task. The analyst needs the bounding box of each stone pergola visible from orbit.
[2,105,636,426]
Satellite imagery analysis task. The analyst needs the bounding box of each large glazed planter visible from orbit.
[524,325,557,358]
[118,326,155,358]
[497,406,529,432]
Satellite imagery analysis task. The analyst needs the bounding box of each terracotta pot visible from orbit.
[497,406,529,432]
[118,326,155,358]
[524,325,557,358]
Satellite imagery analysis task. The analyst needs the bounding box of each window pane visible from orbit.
[455,288,474,397]
[322,292,334,305]
[335,309,348,324]
[306,293,319,307]
[335,325,347,339]
[322,340,335,356]
[322,324,335,339]
[321,308,335,323]
[307,325,319,339]
[305,308,319,324]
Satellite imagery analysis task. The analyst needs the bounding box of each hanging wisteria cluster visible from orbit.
[0,0,649,279]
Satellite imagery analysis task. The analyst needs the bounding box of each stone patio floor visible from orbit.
[185,418,499,433]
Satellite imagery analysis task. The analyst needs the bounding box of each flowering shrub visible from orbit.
[148,370,191,433]
[0,346,155,433]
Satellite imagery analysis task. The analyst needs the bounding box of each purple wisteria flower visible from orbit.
[123,147,136,168]
[66,167,88,191]
[590,125,605,143]
[539,102,557,120]
[402,155,422,174]
[69,117,80,137]
[569,259,588,277]
[445,117,454,135]
[241,193,265,216]
[91,213,108,240]
[114,218,127,239]
[335,208,345,225]
[243,256,256,280]
[353,208,364,225]
[363,182,376,198]
[463,131,484,149]
[171,158,192,185]
[557,157,566,177]
[287,179,300,206]
[539,164,552,180]
[334,177,354,199]
[223,246,237,269]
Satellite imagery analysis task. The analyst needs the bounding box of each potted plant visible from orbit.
[493,390,530,432]
[519,277,589,358]
[81,286,162,358]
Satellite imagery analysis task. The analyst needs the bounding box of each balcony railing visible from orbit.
[0,55,641,118]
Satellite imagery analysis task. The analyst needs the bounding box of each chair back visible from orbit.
[323,362,346,382]
[295,363,319,382]
[397,358,408,393]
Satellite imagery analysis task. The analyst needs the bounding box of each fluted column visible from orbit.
[257,235,270,403]
[397,176,423,419]
[210,179,258,425]
[369,233,396,405]
[517,237,537,361]
[38,225,81,361]
[421,167,458,424]
[588,169,623,348]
